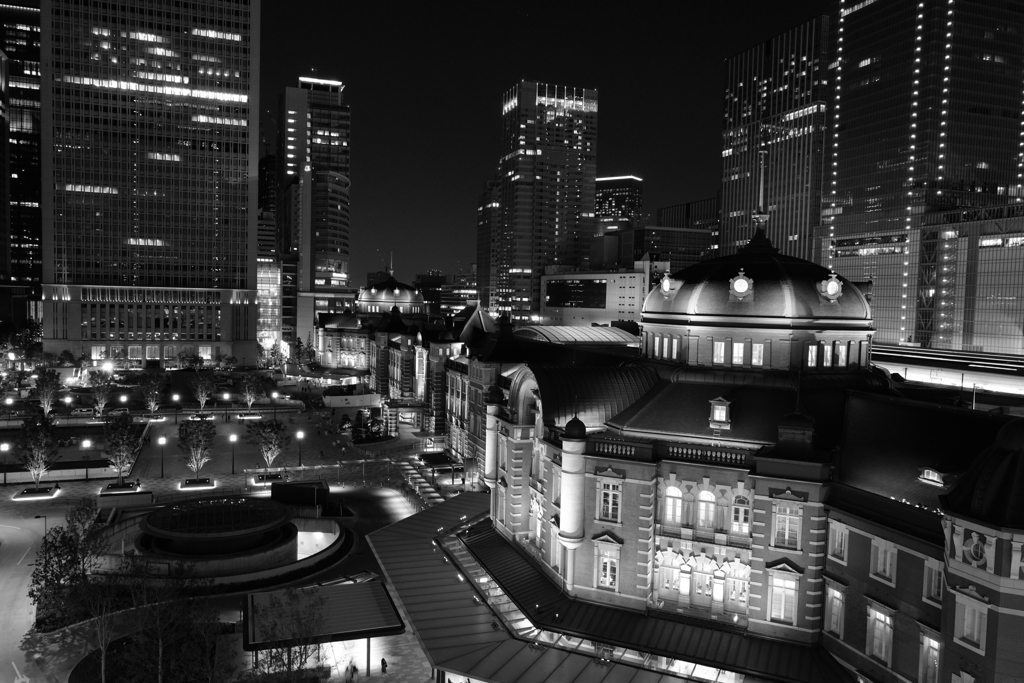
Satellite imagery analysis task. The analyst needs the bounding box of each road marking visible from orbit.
[17,545,31,565]
[0,525,21,530]
[11,661,28,682]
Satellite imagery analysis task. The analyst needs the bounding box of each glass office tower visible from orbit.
[484,80,598,320]
[822,0,1024,346]
[720,16,831,262]
[40,0,260,367]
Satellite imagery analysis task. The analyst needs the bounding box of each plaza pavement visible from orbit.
[0,413,449,683]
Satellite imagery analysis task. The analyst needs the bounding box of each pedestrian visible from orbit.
[381,658,388,677]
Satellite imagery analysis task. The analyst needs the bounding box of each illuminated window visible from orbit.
[752,343,764,366]
[713,405,727,422]
[664,486,683,525]
[867,605,893,665]
[836,343,848,367]
[822,343,832,367]
[599,481,621,523]
[769,574,797,623]
[919,635,940,683]
[829,520,849,563]
[697,490,716,530]
[773,502,801,549]
[599,556,618,588]
[807,345,818,367]
[732,341,745,365]
[923,560,943,603]
[713,341,725,364]
[825,583,845,637]
[731,496,750,534]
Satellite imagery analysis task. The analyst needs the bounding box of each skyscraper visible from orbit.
[720,17,831,262]
[277,76,352,344]
[0,1,41,328]
[821,0,1024,348]
[595,175,643,228]
[40,0,260,367]
[482,80,598,320]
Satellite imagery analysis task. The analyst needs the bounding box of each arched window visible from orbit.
[697,490,716,529]
[665,486,683,525]
[732,496,750,534]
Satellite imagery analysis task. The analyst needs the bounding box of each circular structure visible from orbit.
[643,230,871,323]
[358,274,425,316]
[563,416,587,440]
[141,496,292,556]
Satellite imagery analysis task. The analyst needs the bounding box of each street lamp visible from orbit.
[158,436,167,478]
[271,392,278,420]
[102,361,113,373]
[0,442,7,485]
[172,394,180,424]
[297,430,304,467]
[6,396,13,420]
[230,434,237,475]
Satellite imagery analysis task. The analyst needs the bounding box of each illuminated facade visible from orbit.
[39,0,260,365]
[720,16,831,262]
[482,80,598,321]
[389,233,1024,683]
[540,269,649,325]
[0,2,41,327]
[277,77,352,344]
[821,0,1024,348]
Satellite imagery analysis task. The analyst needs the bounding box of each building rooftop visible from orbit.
[514,326,641,347]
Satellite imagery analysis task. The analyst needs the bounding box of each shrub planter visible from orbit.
[14,485,61,500]
[179,477,214,490]
[253,473,283,487]
[104,481,140,493]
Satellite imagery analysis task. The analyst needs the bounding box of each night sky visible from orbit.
[260,1,827,283]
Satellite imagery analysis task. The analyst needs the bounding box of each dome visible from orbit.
[944,418,1024,528]
[563,415,587,440]
[358,275,425,309]
[642,230,870,323]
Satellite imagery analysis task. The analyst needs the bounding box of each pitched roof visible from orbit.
[531,365,660,431]
[462,523,854,683]
[514,325,641,347]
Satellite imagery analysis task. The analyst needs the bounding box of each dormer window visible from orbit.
[919,467,948,487]
[710,396,732,430]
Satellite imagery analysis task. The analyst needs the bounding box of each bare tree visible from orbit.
[245,419,291,473]
[91,371,115,416]
[105,413,137,486]
[80,572,129,683]
[18,413,58,489]
[140,372,166,413]
[249,587,327,680]
[178,419,215,478]
[32,368,63,416]
[240,372,264,410]
[190,373,215,411]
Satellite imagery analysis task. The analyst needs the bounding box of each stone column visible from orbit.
[558,435,586,593]
[484,404,500,491]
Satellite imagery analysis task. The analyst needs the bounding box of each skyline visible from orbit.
[259,1,826,280]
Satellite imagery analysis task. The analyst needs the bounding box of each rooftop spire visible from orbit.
[751,148,769,229]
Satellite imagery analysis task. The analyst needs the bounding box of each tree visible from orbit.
[247,587,327,681]
[57,349,79,367]
[304,331,316,363]
[79,574,129,683]
[18,413,58,489]
[91,371,115,416]
[28,498,104,631]
[32,368,63,416]
[9,319,43,361]
[368,417,385,437]
[338,413,352,430]
[178,420,215,478]
[190,373,214,411]
[245,419,291,473]
[178,351,204,371]
[105,413,137,485]
[268,343,285,370]
[140,372,166,413]
[292,337,304,364]
[240,372,263,410]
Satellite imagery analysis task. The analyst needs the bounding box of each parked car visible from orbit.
[142,414,166,422]
[236,412,262,421]
[108,407,130,416]
[71,407,94,416]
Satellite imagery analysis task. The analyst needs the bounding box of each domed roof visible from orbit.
[642,230,871,322]
[563,415,587,440]
[358,275,424,307]
[943,418,1024,528]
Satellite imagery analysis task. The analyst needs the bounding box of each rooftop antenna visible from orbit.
[751,148,769,230]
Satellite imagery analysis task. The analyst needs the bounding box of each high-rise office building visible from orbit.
[596,175,643,228]
[40,0,260,367]
[720,17,831,262]
[820,0,1024,348]
[657,196,720,232]
[482,80,598,320]
[0,1,41,328]
[277,76,352,343]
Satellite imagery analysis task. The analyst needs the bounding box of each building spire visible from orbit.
[751,148,769,229]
